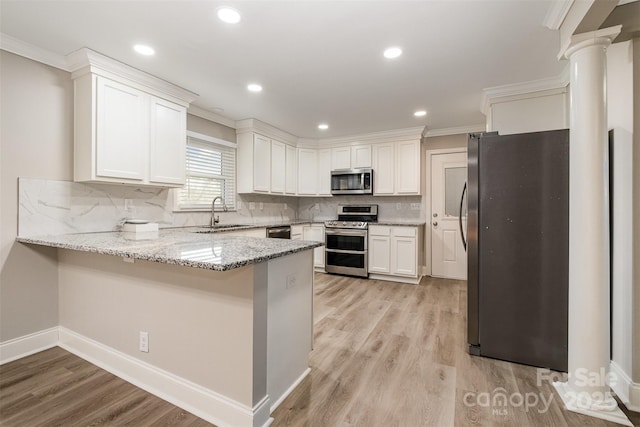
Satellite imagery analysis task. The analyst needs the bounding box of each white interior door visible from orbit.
[431,152,467,279]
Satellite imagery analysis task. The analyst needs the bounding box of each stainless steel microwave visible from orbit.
[330,168,373,195]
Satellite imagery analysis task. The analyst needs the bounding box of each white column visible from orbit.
[553,26,632,427]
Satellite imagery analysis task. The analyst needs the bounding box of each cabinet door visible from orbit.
[331,147,351,170]
[271,140,286,194]
[368,235,390,273]
[285,145,297,194]
[253,134,271,192]
[149,97,186,185]
[96,77,147,180]
[391,236,417,276]
[396,140,420,194]
[317,149,332,196]
[372,143,395,195]
[351,145,372,169]
[298,149,318,195]
[303,225,325,268]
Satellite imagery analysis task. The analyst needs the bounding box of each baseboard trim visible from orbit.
[0,327,59,365]
[270,367,311,413]
[368,273,421,285]
[58,327,269,427]
[553,381,632,426]
[610,361,640,412]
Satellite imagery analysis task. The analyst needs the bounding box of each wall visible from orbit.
[608,40,634,397]
[487,89,569,135]
[187,114,236,142]
[0,51,73,342]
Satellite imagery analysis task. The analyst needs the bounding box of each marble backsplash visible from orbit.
[17,178,298,237]
[297,195,423,222]
[18,178,423,237]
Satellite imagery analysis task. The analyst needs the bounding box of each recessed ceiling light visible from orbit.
[318,123,329,130]
[383,47,402,59]
[217,7,241,24]
[247,83,262,92]
[414,110,427,117]
[133,44,155,56]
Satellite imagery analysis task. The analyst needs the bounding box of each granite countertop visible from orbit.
[17,228,323,272]
[182,220,312,234]
[373,221,426,226]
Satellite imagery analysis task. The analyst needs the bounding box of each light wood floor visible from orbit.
[1,273,638,426]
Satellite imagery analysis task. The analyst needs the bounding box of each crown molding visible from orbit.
[480,67,570,115]
[559,25,622,59]
[187,105,236,129]
[235,118,299,145]
[67,48,198,105]
[312,126,425,147]
[0,33,69,71]
[543,0,574,30]
[424,124,486,138]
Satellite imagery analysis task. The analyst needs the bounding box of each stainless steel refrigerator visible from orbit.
[467,129,569,372]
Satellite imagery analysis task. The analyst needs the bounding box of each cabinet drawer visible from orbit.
[391,227,416,237]
[369,225,390,236]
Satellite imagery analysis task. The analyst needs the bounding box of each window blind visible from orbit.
[177,136,236,210]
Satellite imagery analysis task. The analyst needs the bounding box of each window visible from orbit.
[176,132,236,211]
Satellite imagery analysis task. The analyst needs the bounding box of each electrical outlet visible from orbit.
[286,274,297,289]
[249,202,255,210]
[259,202,264,210]
[396,203,402,210]
[283,203,288,210]
[411,203,421,210]
[124,199,133,212]
[139,331,149,353]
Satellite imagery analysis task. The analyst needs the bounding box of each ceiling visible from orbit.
[0,0,566,138]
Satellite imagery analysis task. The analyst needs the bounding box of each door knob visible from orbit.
[433,221,438,227]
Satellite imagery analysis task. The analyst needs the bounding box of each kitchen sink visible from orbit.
[193,224,250,233]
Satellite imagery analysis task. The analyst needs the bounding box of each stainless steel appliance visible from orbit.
[330,168,373,195]
[266,225,291,239]
[467,130,569,372]
[324,204,378,277]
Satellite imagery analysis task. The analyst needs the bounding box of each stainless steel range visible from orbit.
[324,204,378,278]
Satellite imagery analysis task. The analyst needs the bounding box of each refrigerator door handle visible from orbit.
[459,182,467,251]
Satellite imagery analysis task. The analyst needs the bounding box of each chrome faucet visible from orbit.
[210,196,228,227]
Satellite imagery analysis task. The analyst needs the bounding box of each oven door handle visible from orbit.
[325,248,367,255]
[325,229,367,237]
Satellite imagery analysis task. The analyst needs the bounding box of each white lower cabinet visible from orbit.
[291,225,303,240]
[368,225,419,283]
[303,224,325,269]
[368,234,391,273]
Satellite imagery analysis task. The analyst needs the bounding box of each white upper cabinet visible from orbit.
[318,149,332,196]
[351,145,372,169]
[95,77,147,181]
[72,50,195,187]
[285,145,297,195]
[372,140,420,196]
[395,140,420,194]
[331,147,351,170]
[297,148,318,195]
[237,132,299,195]
[75,75,188,187]
[270,140,285,194]
[149,97,187,185]
[253,134,271,193]
[331,144,371,170]
[372,143,395,195]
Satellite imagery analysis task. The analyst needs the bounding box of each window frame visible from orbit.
[173,130,237,212]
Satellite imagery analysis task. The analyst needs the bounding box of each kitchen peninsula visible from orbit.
[17,229,322,427]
